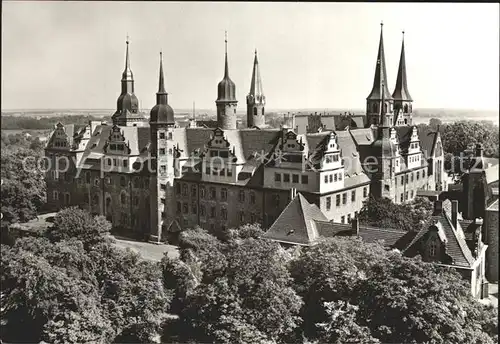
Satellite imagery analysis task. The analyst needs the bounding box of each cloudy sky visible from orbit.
[1,2,498,111]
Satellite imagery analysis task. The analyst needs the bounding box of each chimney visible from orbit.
[433,200,443,215]
[475,143,484,157]
[351,218,359,236]
[451,200,459,229]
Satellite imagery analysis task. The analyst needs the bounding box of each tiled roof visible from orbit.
[404,206,475,268]
[418,128,439,159]
[262,193,328,246]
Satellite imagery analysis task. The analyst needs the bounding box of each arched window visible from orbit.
[404,104,409,113]
[92,194,99,206]
[384,102,388,113]
[372,103,378,113]
[262,108,265,116]
[253,107,257,117]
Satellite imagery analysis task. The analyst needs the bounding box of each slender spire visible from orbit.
[367,22,393,101]
[392,30,412,101]
[122,36,133,81]
[158,51,166,93]
[156,51,168,105]
[224,31,229,78]
[248,49,264,99]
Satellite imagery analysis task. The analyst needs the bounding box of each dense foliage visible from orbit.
[358,196,433,232]
[1,132,46,226]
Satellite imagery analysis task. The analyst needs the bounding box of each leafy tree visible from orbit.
[316,301,379,344]
[440,120,499,158]
[429,117,443,129]
[355,253,498,343]
[46,207,112,250]
[358,196,432,232]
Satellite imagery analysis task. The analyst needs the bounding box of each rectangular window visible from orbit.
[405,175,409,183]
[405,191,409,200]
[239,211,245,222]
[191,202,197,214]
[220,151,229,158]
[227,168,233,177]
[341,216,345,224]
[221,188,227,201]
[168,132,172,140]
[212,167,218,176]
[401,176,404,185]
[275,173,281,182]
[191,185,197,197]
[123,160,128,168]
[239,190,245,203]
[161,183,167,191]
[200,187,206,199]
[400,193,404,203]
[210,187,216,200]
[416,171,420,180]
[200,205,206,217]
[250,213,256,223]
[329,174,333,183]
[347,214,351,223]
[182,184,188,196]
[292,174,299,183]
[342,193,347,205]
[411,190,414,198]
[250,192,256,204]
[284,174,290,183]
[210,150,218,157]
[339,173,343,181]
[334,173,338,182]
[411,173,414,182]
[159,148,165,155]
[210,206,216,218]
[336,194,341,206]
[205,167,210,175]
[301,175,308,184]
[183,203,188,214]
[161,198,166,204]
[423,170,426,178]
[160,165,166,173]
[175,183,180,194]
[159,132,165,139]
[351,190,356,202]
[324,175,328,183]
[176,202,181,214]
[221,208,227,220]
[326,197,331,210]
[363,187,368,198]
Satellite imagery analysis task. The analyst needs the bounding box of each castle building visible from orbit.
[45,26,446,243]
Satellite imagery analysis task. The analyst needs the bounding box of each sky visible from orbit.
[1,2,499,111]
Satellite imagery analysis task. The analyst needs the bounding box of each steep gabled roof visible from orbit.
[418,128,439,159]
[262,193,328,246]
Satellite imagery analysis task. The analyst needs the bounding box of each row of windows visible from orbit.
[324,172,343,184]
[158,148,173,155]
[324,153,340,164]
[400,190,415,202]
[82,193,142,207]
[53,141,68,147]
[409,155,420,163]
[105,158,128,168]
[109,143,125,151]
[339,212,358,224]
[158,132,173,140]
[79,173,149,189]
[175,183,257,204]
[176,201,257,223]
[275,173,309,184]
[205,166,233,177]
[325,187,367,211]
[409,142,419,150]
[398,170,425,185]
[209,150,230,158]
[52,191,70,204]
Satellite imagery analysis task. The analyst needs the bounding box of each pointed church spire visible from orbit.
[122,36,133,81]
[392,31,412,101]
[158,51,166,94]
[224,31,229,78]
[249,49,264,99]
[367,22,393,101]
[156,51,168,105]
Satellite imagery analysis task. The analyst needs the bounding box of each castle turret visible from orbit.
[366,23,394,128]
[112,37,147,127]
[392,31,413,126]
[246,50,266,128]
[149,52,176,243]
[216,32,238,130]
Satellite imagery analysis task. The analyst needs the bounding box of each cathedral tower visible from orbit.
[246,50,266,128]
[112,37,147,127]
[149,52,176,243]
[366,23,394,128]
[216,32,238,130]
[392,31,413,126]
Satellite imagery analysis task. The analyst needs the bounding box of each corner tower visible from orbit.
[246,50,266,128]
[216,32,238,130]
[112,37,147,127]
[149,52,176,243]
[366,23,394,128]
[392,31,413,126]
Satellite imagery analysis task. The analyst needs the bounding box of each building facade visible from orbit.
[45,27,446,242]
